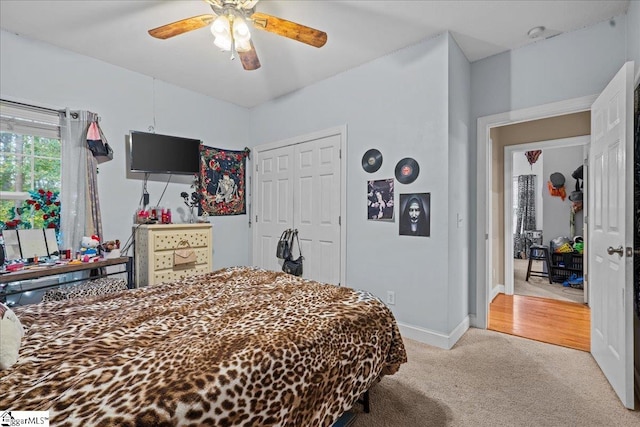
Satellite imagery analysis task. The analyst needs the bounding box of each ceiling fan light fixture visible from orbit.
[211,15,230,39]
[214,34,232,51]
[235,39,251,52]
[232,16,251,43]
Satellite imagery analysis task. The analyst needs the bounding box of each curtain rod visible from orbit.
[1,98,66,115]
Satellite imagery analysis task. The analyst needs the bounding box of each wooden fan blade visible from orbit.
[148,14,214,39]
[238,41,261,71]
[251,12,327,48]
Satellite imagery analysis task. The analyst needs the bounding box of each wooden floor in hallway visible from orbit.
[488,293,590,352]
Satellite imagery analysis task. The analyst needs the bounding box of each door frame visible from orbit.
[504,136,590,297]
[251,125,348,286]
[474,95,597,329]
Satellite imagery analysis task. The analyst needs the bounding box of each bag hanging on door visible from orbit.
[276,229,292,259]
[282,230,303,277]
[174,240,197,266]
[86,121,114,164]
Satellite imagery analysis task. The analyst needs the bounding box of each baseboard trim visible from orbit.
[398,316,470,350]
[491,285,505,302]
[469,313,479,328]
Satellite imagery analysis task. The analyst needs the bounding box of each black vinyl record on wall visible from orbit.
[362,149,383,173]
[395,157,420,184]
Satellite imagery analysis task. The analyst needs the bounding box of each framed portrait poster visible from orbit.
[399,193,430,237]
[368,179,394,221]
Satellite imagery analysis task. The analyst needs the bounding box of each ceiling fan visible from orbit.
[148,0,327,71]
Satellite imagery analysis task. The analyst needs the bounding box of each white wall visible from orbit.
[469,15,629,316]
[0,30,252,269]
[250,33,460,340]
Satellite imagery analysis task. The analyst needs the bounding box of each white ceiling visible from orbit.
[0,1,629,108]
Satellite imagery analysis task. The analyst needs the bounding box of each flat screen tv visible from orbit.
[130,131,201,175]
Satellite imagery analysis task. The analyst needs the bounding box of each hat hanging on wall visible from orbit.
[569,176,583,202]
[547,172,567,201]
[549,172,565,189]
[569,190,583,202]
[395,157,420,184]
[571,165,583,181]
[362,149,383,173]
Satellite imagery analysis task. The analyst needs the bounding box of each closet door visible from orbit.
[293,134,341,285]
[253,132,342,285]
[254,145,294,273]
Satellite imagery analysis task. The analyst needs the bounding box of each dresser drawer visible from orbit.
[153,264,210,285]
[153,247,210,271]
[153,230,210,250]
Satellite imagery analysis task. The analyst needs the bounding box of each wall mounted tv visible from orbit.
[130,131,201,175]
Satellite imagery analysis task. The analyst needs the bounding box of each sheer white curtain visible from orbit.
[59,110,103,252]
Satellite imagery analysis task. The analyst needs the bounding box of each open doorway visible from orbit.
[505,138,589,305]
[485,111,591,303]
[484,112,593,352]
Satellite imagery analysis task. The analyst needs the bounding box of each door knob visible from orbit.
[607,246,624,257]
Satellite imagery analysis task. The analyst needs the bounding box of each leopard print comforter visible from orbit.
[1,267,407,426]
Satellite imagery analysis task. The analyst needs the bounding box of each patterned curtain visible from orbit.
[513,174,536,258]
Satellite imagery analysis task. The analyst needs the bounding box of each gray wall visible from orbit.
[541,146,585,245]
[0,30,252,269]
[447,33,471,332]
[250,33,461,337]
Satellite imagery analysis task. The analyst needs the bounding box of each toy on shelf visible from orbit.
[101,240,121,259]
[80,235,101,262]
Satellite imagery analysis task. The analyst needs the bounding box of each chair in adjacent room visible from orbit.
[525,244,552,284]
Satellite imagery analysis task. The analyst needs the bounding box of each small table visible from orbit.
[0,256,133,303]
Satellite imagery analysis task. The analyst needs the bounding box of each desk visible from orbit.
[0,257,133,302]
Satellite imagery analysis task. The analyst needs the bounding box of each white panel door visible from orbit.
[253,146,294,272]
[253,132,343,285]
[293,134,342,285]
[589,61,634,409]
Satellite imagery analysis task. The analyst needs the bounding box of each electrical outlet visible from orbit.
[386,291,396,305]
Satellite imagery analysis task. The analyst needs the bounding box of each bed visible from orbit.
[0,266,407,426]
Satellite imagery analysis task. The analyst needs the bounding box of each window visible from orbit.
[0,100,62,230]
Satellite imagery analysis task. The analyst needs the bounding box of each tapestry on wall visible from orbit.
[199,146,250,216]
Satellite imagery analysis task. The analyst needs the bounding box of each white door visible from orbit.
[253,132,343,284]
[254,146,294,273]
[589,61,634,409]
[293,135,342,284]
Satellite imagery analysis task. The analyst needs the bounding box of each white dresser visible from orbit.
[134,223,213,287]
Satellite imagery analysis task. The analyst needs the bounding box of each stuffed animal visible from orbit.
[0,303,24,370]
[80,235,100,256]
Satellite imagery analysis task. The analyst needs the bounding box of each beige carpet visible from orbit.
[352,329,640,426]
[513,258,584,304]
